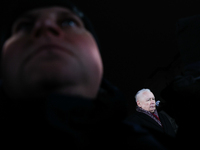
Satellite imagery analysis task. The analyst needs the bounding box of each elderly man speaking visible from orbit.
[126,89,177,139]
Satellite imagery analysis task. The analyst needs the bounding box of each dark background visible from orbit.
[2,0,200,114]
[71,0,200,114]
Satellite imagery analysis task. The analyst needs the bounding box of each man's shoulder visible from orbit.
[158,110,178,133]
[125,111,153,124]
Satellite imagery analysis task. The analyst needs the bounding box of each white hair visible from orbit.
[135,88,151,102]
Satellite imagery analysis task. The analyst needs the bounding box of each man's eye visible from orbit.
[60,19,77,27]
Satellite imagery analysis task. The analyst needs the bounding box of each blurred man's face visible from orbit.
[1,7,103,99]
[137,91,156,113]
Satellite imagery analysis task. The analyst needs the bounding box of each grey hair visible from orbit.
[135,88,151,102]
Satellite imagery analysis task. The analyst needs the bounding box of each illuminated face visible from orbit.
[1,7,103,99]
[137,91,156,113]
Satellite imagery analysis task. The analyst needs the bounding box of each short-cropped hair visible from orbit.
[135,88,151,102]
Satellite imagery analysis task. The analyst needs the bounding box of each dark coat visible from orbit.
[125,110,176,147]
[126,111,176,137]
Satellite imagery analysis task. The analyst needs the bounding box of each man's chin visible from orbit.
[149,108,155,113]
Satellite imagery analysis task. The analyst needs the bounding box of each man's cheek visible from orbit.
[2,45,23,76]
[70,31,96,48]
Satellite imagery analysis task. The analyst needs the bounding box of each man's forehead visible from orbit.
[140,91,154,99]
[18,6,77,19]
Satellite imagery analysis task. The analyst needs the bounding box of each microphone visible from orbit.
[156,100,160,106]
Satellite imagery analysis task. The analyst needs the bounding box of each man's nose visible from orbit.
[151,99,155,104]
[31,18,64,38]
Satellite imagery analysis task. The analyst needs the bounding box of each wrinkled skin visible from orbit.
[137,91,156,113]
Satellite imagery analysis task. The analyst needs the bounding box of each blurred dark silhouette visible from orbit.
[159,14,200,148]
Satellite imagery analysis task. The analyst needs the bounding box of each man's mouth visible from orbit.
[36,44,66,54]
[150,106,155,108]
[24,43,73,63]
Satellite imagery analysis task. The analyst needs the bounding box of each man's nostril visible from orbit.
[34,27,60,37]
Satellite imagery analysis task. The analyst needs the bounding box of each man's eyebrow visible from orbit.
[18,10,79,19]
[57,11,81,19]
[146,97,154,100]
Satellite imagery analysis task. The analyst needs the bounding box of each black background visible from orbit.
[71,0,200,114]
[2,0,200,114]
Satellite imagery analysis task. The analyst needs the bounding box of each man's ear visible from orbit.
[137,101,141,107]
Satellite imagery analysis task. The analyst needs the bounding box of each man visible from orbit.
[0,0,167,149]
[126,89,176,139]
